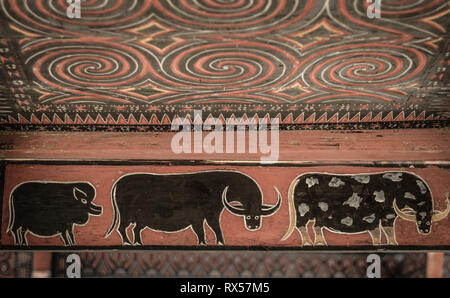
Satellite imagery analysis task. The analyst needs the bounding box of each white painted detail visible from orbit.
[298,203,310,217]
[404,192,416,200]
[305,177,319,188]
[373,190,385,203]
[318,202,328,212]
[351,175,370,184]
[363,214,376,223]
[341,217,353,226]
[416,180,427,194]
[328,177,345,188]
[343,193,363,209]
[382,173,403,182]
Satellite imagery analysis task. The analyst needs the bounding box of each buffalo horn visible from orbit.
[431,199,450,222]
[393,199,416,222]
[260,187,282,216]
[222,186,246,215]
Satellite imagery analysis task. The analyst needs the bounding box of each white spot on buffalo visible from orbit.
[351,175,370,184]
[363,214,376,223]
[382,173,403,182]
[386,214,396,219]
[305,177,319,188]
[419,212,426,218]
[404,204,413,210]
[404,192,416,200]
[341,217,353,226]
[298,203,310,217]
[416,180,427,194]
[343,193,363,209]
[373,190,385,203]
[318,202,328,212]
[329,177,345,188]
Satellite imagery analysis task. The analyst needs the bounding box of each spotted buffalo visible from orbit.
[282,172,449,246]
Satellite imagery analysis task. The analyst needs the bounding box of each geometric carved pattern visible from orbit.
[0,251,429,277]
[1,108,447,131]
[52,252,426,278]
[0,251,428,277]
[0,0,448,130]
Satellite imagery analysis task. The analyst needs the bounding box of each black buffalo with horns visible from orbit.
[105,171,281,245]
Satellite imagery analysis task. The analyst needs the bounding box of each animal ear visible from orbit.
[73,187,87,200]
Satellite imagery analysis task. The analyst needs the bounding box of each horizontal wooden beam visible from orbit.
[0,129,449,162]
[0,129,449,251]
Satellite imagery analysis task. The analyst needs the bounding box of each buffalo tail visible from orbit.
[281,177,298,241]
[105,183,119,238]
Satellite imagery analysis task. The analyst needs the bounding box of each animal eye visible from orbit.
[255,216,259,220]
[81,199,87,204]
[246,216,251,219]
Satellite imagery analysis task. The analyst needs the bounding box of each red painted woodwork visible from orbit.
[0,129,448,250]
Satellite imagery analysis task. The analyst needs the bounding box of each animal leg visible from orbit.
[205,216,225,245]
[298,226,313,246]
[368,227,381,246]
[60,231,72,246]
[313,226,327,246]
[19,229,27,246]
[381,226,398,245]
[66,228,75,245]
[118,221,132,245]
[12,228,22,245]
[133,224,145,246]
[191,221,206,245]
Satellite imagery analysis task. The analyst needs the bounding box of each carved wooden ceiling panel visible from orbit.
[0,0,448,130]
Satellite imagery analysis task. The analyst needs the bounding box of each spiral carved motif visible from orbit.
[1,0,154,35]
[155,40,297,90]
[26,39,150,103]
[152,0,316,36]
[294,43,429,103]
[1,0,448,108]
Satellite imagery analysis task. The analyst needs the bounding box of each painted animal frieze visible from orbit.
[1,163,449,250]
[282,172,450,246]
[8,181,102,246]
[105,171,282,246]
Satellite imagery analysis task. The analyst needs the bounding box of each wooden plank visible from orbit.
[0,160,449,251]
[0,129,449,162]
[0,129,448,251]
